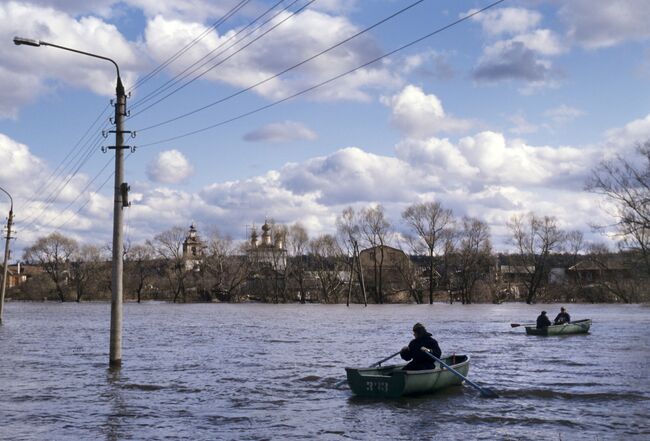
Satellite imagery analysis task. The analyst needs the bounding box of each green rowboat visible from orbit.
[344,354,469,398]
[525,318,592,336]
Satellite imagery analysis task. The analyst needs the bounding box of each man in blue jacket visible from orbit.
[400,322,441,370]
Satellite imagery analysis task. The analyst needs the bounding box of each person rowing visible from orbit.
[536,311,551,328]
[554,307,571,325]
[399,322,441,370]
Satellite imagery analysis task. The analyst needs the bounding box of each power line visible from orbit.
[131,0,317,118]
[20,134,106,230]
[129,0,292,112]
[136,0,425,133]
[130,0,253,92]
[36,154,115,231]
[21,0,259,235]
[19,104,111,217]
[140,0,506,147]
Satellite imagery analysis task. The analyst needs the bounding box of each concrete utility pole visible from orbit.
[13,37,129,366]
[0,186,13,325]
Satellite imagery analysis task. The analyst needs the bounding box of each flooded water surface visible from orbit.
[1,302,649,440]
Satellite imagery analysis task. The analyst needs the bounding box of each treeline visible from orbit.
[9,142,650,304]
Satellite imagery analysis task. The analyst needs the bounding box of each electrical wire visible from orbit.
[136,0,424,133]
[131,0,317,117]
[19,104,111,216]
[19,1,255,236]
[129,0,292,112]
[130,0,253,92]
[139,0,506,147]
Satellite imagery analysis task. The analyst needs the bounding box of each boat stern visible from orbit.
[344,366,406,398]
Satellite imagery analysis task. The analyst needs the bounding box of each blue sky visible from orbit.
[1,0,650,257]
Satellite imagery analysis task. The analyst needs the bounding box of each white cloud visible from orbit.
[381,85,473,138]
[509,113,539,135]
[143,9,400,103]
[401,50,455,80]
[512,29,565,56]
[560,0,650,49]
[244,120,317,143]
[146,149,194,184]
[603,114,650,151]
[0,2,144,116]
[470,7,542,36]
[280,147,416,205]
[544,105,584,125]
[0,133,45,182]
[144,0,252,21]
[9,115,630,254]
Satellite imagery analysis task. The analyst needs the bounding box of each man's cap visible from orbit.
[413,322,426,332]
[541,311,547,314]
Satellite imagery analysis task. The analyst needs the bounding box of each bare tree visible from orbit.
[566,230,585,266]
[360,205,391,304]
[336,207,365,305]
[455,217,492,304]
[507,213,566,304]
[309,234,345,303]
[124,243,156,303]
[69,245,106,302]
[401,201,454,304]
[287,223,310,303]
[586,142,650,278]
[23,232,78,302]
[147,226,189,303]
[202,229,249,302]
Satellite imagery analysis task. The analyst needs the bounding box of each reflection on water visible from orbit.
[103,367,124,441]
[1,302,649,440]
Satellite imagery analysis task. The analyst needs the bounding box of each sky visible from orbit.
[1,0,650,258]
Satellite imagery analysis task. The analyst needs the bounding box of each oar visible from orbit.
[420,348,498,398]
[335,351,401,388]
[510,323,535,328]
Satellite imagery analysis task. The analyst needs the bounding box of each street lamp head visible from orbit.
[13,36,41,47]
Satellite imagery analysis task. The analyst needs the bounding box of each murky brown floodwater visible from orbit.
[1,302,649,440]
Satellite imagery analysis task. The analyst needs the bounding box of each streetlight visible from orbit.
[14,36,129,367]
[0,186,13,325]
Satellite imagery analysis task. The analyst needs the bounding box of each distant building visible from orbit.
[182,224,204,271]
[358,245,414,301]
[247,220,287,272]
[567,258,631,285]
[5,262,43,288]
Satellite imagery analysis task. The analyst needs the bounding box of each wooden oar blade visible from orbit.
[479,387,499,398]
[510,323,521,327]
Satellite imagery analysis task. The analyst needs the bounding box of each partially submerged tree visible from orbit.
[287,223,310,303]
[202,229,249,302]
[22,232,78,301]
[124,243,156,303]
[360,205,391,304]
[586,142,650,278]
[401,201,454,304]
[309,234,345,303]
[507,213,566,304]
[336,207,365,305]
[69,244,107,302]
[148,226,189,303]
[454,217,492,304]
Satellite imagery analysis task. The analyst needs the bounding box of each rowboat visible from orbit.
[525,319,592,336]
[344,354,469,398]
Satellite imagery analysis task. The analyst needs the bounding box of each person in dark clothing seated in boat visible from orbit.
[554,307,571,325]
[536,311,551,328]
[400,322,441,371]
